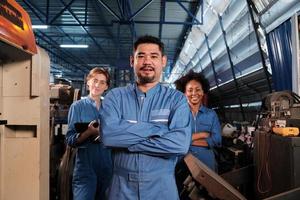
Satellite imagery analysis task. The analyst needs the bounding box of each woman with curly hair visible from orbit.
[175,70,221,171]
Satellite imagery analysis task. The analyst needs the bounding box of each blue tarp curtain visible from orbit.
[266,19,292,91]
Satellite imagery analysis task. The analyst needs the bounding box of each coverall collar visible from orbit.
[198,105,209,114]
[133,82,161,97]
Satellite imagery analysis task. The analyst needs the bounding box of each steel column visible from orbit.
[159,0,166,40]
[218,14,246,121]
[247,0,272,93]
[125,0,136,39]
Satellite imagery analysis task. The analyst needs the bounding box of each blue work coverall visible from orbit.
[66,97,112,200]
[100,83,192,200]
[189,105,222,171]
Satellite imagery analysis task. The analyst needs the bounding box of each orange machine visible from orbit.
[0,1,49,200]
[0,0,37,54]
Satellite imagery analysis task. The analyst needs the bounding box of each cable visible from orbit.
[256,131,272,194]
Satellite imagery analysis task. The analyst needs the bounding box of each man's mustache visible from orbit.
[140,66,154,70]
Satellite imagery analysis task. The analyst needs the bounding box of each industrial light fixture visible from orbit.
[32,25,48,29]
[60,44,89,48]
[88,64,110,67]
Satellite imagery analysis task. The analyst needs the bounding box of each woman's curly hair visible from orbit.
[174,70,210,94]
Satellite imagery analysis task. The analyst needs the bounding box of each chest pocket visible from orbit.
[150,109,170,125]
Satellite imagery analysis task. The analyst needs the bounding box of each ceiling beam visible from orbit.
[22,0,45,23]
[57,0,110,63]
[49,0,76,24]
[128,0,154,21]
[175,0,202,25]
[96,0,121,21]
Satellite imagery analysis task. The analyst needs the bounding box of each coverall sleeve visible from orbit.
[205,111,222,148]
[65,103,81,147]
[100,91,168,148]
[127,98,192,157]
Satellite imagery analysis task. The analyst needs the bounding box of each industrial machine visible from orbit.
[0,1,49,199]
[49,83,80,200]
[255,91,300,199]
[176,153,247,200]
[258,90,300,133]
[175,91,300,200]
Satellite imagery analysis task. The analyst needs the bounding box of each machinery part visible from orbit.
[262,91,300,121]
[254,131,300,199]
[222,123,237,138]
[0,45,50,199]
[49,83,81,199]
[263,187,300,200]
[272,127,299,136]
[73,88,81,102]
[263,91,294,113]
[0,120,7,125]
[258,91,300,133]
[50,84,80,106]
[184,153,246,200]
[221,165,254,189]
[57,146,77,200]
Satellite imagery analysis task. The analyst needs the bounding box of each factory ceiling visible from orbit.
[16,0,300,110]
[16,0,201,80]
[167,0,299,109]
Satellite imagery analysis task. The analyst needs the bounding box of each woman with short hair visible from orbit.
[66,67,112,200]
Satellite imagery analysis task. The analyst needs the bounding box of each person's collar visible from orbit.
[87,95,100,103]
[199,105,207,113]
[133,82,160,97]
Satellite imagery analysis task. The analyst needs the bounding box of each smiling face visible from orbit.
[87,73,108,98]
[185,79,204,107]
[131,43,167,85]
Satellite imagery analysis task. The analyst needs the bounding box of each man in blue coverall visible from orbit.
[100,35,192,199]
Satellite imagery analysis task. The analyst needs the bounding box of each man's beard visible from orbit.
[137,73,156,84]
[136,66,156,84]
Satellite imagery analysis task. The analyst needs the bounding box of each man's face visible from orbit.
[131,43,167,85]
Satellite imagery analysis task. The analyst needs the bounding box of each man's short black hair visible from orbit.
[133,35,165,55]
[174,70,210,94]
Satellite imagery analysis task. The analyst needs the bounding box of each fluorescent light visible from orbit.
[60,44,88,48]
[87,64,110,67]
[32,25,48,29]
